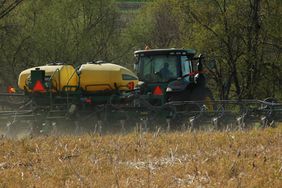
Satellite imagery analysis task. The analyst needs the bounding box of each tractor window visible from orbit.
[181,56,192,81]
[138,55,179,82]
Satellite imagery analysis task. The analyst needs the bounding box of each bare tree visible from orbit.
[0,0,24,19]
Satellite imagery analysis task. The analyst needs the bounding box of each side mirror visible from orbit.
[198,54,204,71]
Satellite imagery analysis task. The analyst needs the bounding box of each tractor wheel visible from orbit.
[204,94,214,111]
[190,86,215,111]
[176,86,215,130]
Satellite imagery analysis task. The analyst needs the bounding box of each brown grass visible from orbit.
[0,126,281,187]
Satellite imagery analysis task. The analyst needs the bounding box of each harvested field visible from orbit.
[0,126,281,187]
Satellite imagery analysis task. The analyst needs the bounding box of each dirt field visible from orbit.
[0,126,281,187]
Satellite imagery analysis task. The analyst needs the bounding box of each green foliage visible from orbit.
[116,0,151,2]
[123,0,281,100]
[0,0,121,84]
[0,0,281,100]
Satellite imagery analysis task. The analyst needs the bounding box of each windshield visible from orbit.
[138,55,180,82]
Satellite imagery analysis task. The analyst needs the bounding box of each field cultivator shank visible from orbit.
[169,99,282,130]
[1,89,282,135]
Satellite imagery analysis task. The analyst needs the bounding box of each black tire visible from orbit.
[189,86,215,111]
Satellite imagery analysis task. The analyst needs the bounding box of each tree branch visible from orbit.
[0,0,24,19]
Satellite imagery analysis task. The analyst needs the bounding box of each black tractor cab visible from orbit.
[134,48,208,103]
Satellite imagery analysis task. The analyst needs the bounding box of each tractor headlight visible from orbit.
[166,87,172,92]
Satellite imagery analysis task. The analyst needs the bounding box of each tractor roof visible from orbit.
[134,48,196,56]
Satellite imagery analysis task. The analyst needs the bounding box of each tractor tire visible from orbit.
[190,86,215,111]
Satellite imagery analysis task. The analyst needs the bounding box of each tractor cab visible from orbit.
[134,48,205,104]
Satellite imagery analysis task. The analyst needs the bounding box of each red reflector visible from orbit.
[188,70,208,76]
[33,80,45,92]
[7,86,15,93]
[85,98,92,104]
[153,86,163,95]
[127,81,135,90]
[188,71,199,76]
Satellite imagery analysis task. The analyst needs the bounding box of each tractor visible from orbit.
[134,48,214,108]
[133,48,281,128]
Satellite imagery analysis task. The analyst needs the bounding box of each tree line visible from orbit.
[0,0,281,100]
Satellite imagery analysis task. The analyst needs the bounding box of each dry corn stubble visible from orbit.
[0,126,281,187]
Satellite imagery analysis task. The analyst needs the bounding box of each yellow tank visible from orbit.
[79,63,138,92]
[18,64,78,92]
